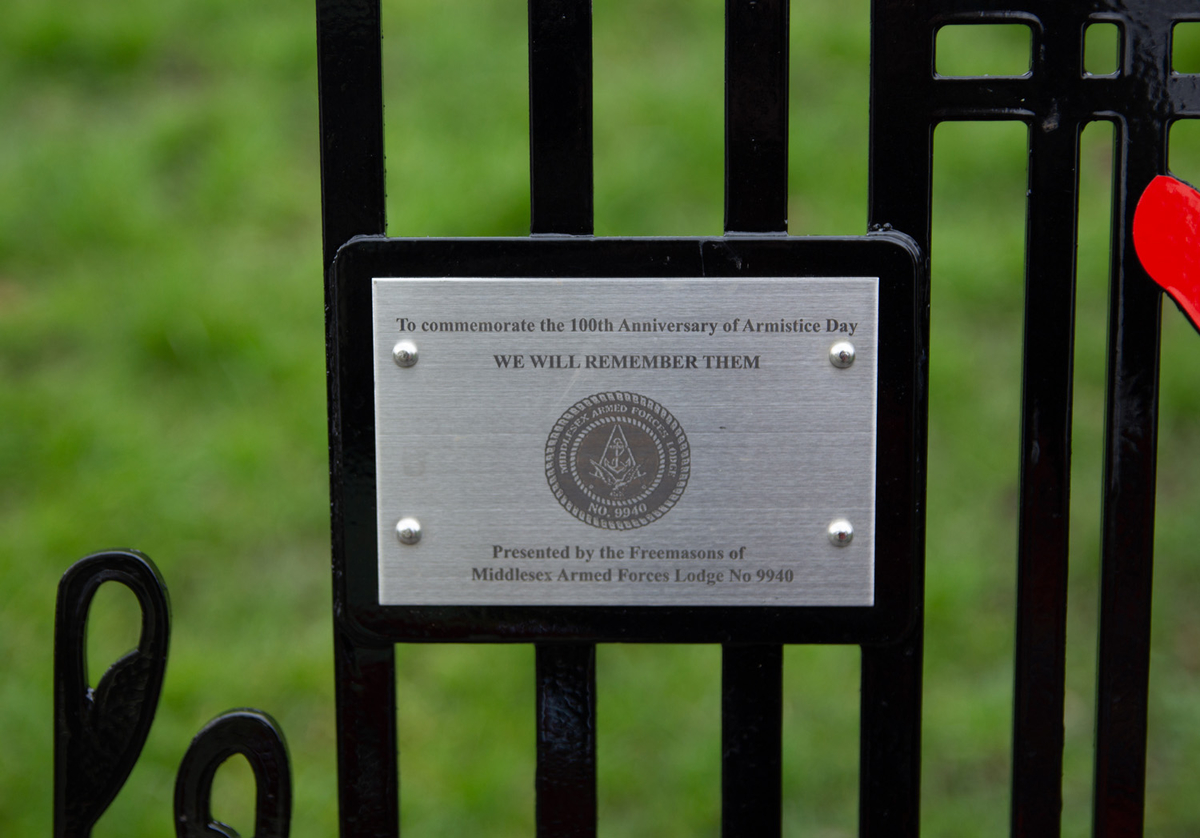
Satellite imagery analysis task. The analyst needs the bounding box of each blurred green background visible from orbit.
[3,1,1200,835]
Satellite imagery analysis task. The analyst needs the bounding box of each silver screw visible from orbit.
[393,340,419,368]
[829,341,856,369]
[396,517,422,545]
[827,519,854,547]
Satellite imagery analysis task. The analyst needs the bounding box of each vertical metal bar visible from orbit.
[1006,16,1082,835]
[536,644,598,838]
[1009,117,1082,838]
[1092,113,1165,838]
[317,1,396,836]
[1091,9,1171,834]
[316,0,387,264]
[722,3,787,835]
[859,643,923,837]
[334,639,400,838]
[724,0,789,234]
[529,3,597,836]
[862,2,931,835]
[529,0,593,236]
[722,644,783,838]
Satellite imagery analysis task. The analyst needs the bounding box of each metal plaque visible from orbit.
[372,276,878,607]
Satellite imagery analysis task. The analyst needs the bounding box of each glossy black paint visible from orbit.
[527,5,598,834]
[529,0,593,237]
[535,644,597,838]
[721,643,783,838]
[725,0,789,235]
[863,4,934,833]
[331,641,398,838]
[54,551,171,838]
[315,0,400,832]
[315,0,385,263]
[175,710,292,838]
[722,3,790,835]
[1093,10,1171,835]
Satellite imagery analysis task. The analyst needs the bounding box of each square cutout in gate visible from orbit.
[935,24,1032,78]
[1173,22,1200,74]
[1084,22,1121,76]
[1169,119,1200,186]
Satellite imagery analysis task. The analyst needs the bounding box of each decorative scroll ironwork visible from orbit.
[53,552,291,838]
[175,710,292,838]
[54,551,171,838]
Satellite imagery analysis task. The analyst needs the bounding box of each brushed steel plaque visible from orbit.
[373,277,878,606]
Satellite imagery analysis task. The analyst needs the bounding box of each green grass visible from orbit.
[3,2,1200,836]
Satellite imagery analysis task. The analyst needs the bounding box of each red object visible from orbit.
[1133,175,1200,332]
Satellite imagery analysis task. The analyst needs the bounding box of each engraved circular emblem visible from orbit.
[545,391,690,530]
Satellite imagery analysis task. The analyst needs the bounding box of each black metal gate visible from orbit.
[54,1,1194,836]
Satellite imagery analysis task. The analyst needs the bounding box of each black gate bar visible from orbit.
[317,1,399,836]
[528,3,598,836]
[721,2,789,837]
[862,2,931,834]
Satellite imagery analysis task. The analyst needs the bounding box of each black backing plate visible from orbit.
[330,234,925,644]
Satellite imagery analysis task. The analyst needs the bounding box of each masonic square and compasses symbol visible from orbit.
[590,423,646,497]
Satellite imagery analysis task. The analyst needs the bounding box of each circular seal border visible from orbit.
[545,391,690,530]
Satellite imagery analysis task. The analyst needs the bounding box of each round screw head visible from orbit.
[393,340,419,368]
[827,519,854,547]
[396,517,422,545]
[829,341,856,369]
